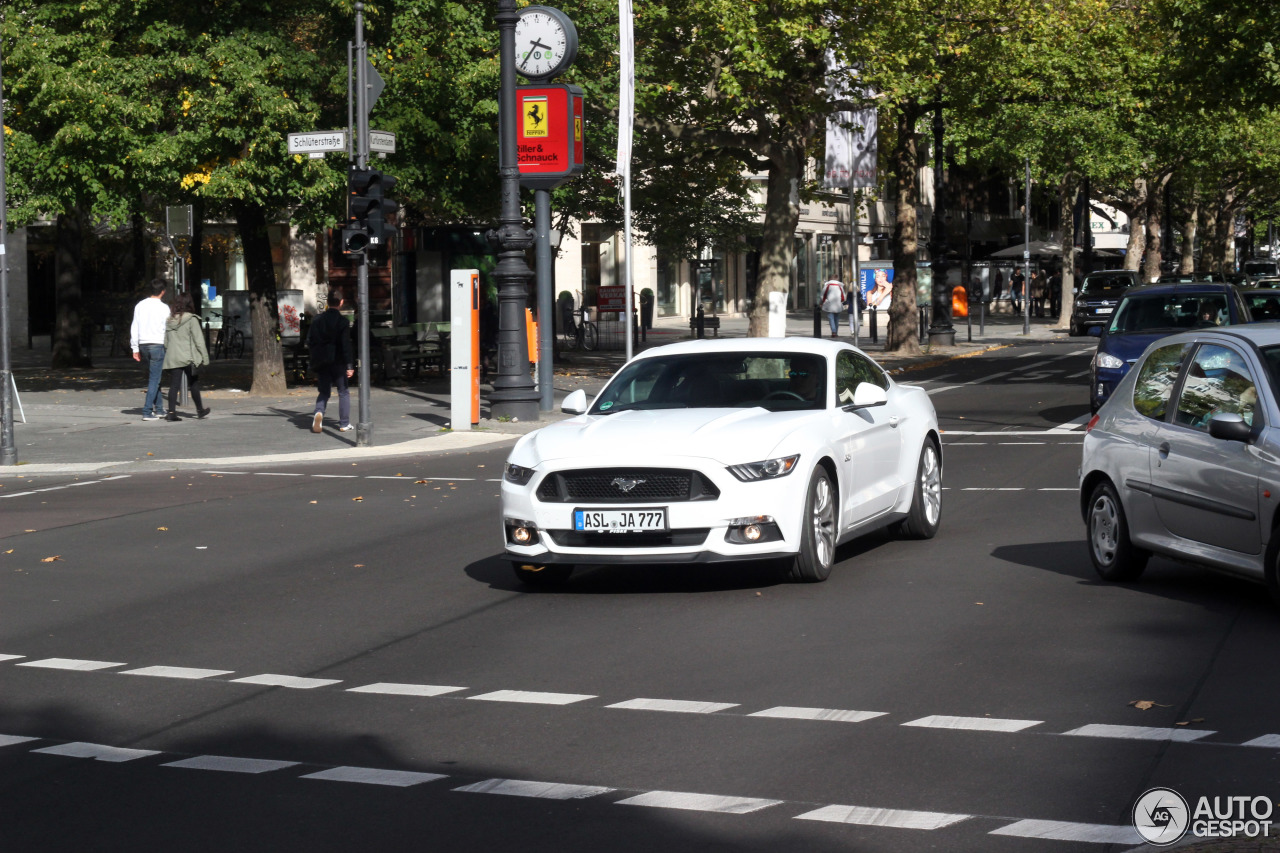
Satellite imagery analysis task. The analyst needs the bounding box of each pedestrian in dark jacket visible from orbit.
[162,293,210,421]
[309,292,354,433]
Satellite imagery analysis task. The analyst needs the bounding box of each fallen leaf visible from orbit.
[353,496,363,501]
[157,527,168,531]
[24,530,36,533]
[309,500,317,504]
[40,556,62,563]
[354,564,365,568]
[3,549,13,554]
[415,479,429,484]
[147,452,154,456]
[1129,700,1171,711]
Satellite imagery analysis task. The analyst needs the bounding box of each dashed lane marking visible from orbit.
[253,472,303,477]
[616,790,783,814]
[120,665,234,680]
[229,674,342,690]
[0,654,25,663]
[748,706,887,723]
[18,658,125,672]
[606,698,739,714]
[991,819,1143,845]
[33,742,161,762]
[1243,734,1280,748]
[0,474,131,500]
[164,755,300,774]
[347,682,466,697]
[796,804,971,830]
[469,690,597,706]
[0,735,38,747]
[1061,724,1215,743]
[311,474,358,478]
[303,766,447,787]
[903,715,1042,733]
[454,779,615,800]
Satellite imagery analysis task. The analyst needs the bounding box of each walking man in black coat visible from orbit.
[309,292,355,433]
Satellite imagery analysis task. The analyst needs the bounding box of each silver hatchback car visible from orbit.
[1080,326,1280,604]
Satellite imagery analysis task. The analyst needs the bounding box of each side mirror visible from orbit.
[561,388,588,415]
[1087,326,1103,337]
[1208,412,1253,443]
[845,382,888,409]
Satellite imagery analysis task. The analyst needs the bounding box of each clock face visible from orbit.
[515,6,577,81]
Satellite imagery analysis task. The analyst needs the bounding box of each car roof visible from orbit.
[631,337,854,361]
[1085,269,1137,276]
[1117,281,1237,297]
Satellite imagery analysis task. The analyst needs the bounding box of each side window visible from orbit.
[1132,343,1190,421]
[1174,345,1260,430]
[836,351,888,406]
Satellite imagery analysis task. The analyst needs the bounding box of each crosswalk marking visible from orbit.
[230,674,341,689]
[454,779,614,799]
[990,819,1143,844]
[0,734,39,748]
[34,742,160,762]
[302,766,447,787]
[469,690,596,705]
[616,791,782,814]
[0,654,25,663]
[903,715,1042,733]
[748,706,886,723]
[348,682,466,697]
[1061,723,1215,742]
[606,698,739,714]
[120,666,234,680]
[796,804,970,830]
[18,658,125,671]
[1241,734,1280,748]
[164,755,300,774]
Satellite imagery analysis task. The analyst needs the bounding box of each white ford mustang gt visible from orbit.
[501,338,942,584]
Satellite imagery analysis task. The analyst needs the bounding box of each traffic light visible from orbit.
[345,166,398,255]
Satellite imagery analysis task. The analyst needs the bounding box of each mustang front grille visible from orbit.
[535,468,720,503]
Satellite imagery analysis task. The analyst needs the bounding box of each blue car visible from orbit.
[1089,282,1252,413]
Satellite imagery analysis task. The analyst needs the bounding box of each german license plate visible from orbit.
[574,508,667,532]
[1095,306,1114,315]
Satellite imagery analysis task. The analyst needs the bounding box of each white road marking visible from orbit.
[0,654,25,663]
[943,429,1085,437]
[0,475,132,500]
[203,471,248,474]
[365,476,413,479]
[1061,723,1215,742]
[607,698,739,714]
[302,766,447,787]
[254,472,303,477]
[312,474,358,478]
[962,488,1024,491]
[18,658,125,671]
[1050,415,1091,431]
[1039,487,1078,491]
[454,779,614,799]
[164,755,300,774]
[469,690,596,705]
[749,706,886,723]
[925,386,958,396]
[616,790,782,814]
[1242,734,1280,748]
[348,682,466,697]
[1066,369,1092,378]
[0,734,39,747]
[903,715,1042,733]
[120,666,234,680]
[999,442,1044,445]
[796,804,970,830]
[34,742,160,762]
[230,674,341,689]
[946,442,987,445]
[990,818,1143,844]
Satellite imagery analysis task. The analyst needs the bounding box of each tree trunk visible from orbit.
[234,203,287,396]
[748,142,803,337]
[1142,177,1167,283]
[885,106,922,355]
[52,208,92,369]
[1180,201,1198,273]
[1055,173,1077,330]
[1201,205,1220,272]
[1123,214,1145,272]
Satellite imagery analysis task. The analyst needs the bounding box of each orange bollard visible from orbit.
[952,285,969,319]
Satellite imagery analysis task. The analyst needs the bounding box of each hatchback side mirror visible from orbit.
[1208,412,1253,443]
[561,389,588,415]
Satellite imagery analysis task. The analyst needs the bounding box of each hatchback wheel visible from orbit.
[1087,481,1148,581]
[791,468,836,582]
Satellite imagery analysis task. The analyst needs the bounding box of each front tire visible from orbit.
[894,441,942,539]
[1087,480,1148,581]
[790,467,836,582]
[511,562,574,586]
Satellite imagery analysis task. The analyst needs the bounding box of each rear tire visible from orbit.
[1086,480,1149,581]
[894,441,942,540]
[511,562,574,586]
[790,467,836,582]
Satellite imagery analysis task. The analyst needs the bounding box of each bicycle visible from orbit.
[210,312,246,359]
[560,305,597,352]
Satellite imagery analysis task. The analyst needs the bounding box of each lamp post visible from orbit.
[927,102,955,346]
[0,46,15,466]
[488,0,540,423]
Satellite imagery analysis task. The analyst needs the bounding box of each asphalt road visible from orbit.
[1,340,1277,853]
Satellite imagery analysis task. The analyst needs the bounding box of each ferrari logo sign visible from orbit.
[523,97,549,138]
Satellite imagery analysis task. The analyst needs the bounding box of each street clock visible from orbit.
[514,5,578,81]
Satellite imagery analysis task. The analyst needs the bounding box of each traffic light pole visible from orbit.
[0,47,15,466]
[353,2,372,447]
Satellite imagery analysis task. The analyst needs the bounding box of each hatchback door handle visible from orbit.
[1158,441,1171,457]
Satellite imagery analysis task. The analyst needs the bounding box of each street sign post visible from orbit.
[287,131,348,158]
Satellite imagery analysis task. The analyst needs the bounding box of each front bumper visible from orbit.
[1091,366,1127,411]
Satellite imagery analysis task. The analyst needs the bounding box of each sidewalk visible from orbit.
[0,309,1066,476]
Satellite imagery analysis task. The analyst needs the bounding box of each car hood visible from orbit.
[1100,331,1174,364]
[511,407,816,468]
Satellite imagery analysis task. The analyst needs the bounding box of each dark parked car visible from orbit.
[1070,270,1140,336]
[1242,289,1280,321]
[1089,282,1252,413]
[1242,259,1280,283]
[1157,271,1227,284]
[1081,325,1280,604]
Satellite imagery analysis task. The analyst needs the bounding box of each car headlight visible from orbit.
[504,463,535,485]
[726,454,800,482]
[1094,351,1124,370]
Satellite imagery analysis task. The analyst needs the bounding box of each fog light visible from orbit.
[744,524,762,541]
[513,526,533,544]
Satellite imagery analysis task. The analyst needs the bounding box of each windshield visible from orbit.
[590,352,827,414]
[1080,273,1135,295]
[1245,261,1279,277]
[1108,293,1231,334]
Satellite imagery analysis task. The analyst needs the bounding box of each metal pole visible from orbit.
[355,3,373,445]
[1023,156,1031,336]
[534,189,553,411]
[623,166,633,362]
[927,102,954,346]
[489,0,539,422]
[850,182,860,348]
[0,44,15,465]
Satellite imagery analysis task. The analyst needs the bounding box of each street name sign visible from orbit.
[369,131,396,154]
[288,131,348,158]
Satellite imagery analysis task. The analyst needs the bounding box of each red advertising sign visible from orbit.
[517,84,585,190]
[597,285,627,313]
